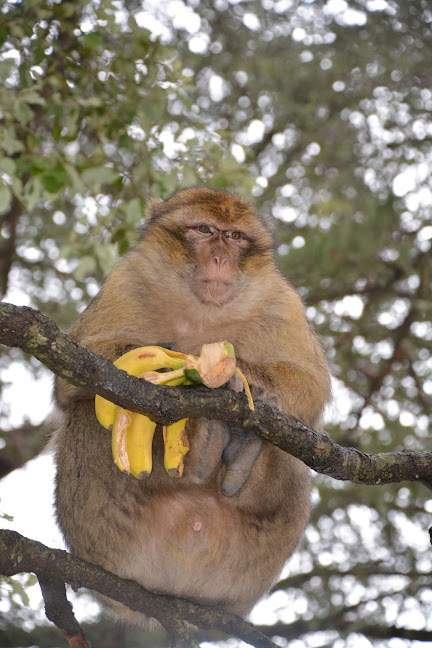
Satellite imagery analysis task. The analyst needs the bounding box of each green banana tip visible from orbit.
[224,341,235,358]
[184,368,203,384]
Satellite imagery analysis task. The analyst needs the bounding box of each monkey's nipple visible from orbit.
[192,519,203,533]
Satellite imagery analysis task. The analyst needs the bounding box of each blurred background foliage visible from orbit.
[0,0,431,646]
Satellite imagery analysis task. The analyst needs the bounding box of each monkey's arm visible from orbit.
[191,355,329,498]
[237,359,331,430]
[215,356,330,495]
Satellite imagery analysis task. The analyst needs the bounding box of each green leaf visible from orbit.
[23,176,42,211]
[0,158,16,175]
[83,32,102,49]
[125,198,143,224]
[8,577,30,608]
[64,163,85,192]
[41,170,69,193]
[81,166,119,186]
[1,129,25,155]
[20,90,46,106]
[0,59,16,83]
[15,102,33,125]
[0,26,7,47]
[118,133,130,148]
[25,574,38,588]
[74,255,97,280]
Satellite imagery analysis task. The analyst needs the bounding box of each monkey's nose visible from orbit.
[211,255,228,269]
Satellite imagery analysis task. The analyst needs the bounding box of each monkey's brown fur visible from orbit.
[52,187,331,623]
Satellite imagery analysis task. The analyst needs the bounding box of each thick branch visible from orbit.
[0,530,277,648]
[0,302,431,487]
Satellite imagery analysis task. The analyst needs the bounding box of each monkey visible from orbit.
[50,186,331,624]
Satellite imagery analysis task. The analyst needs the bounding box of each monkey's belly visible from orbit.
[55,412,308,616]
[64,484,293,622]
[117,490,286,613]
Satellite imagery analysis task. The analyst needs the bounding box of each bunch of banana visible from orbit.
[95,342,254,480]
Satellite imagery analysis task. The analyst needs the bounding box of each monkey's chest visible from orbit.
[170,320,240,356]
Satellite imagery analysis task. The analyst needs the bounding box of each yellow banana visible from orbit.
[95,395,118,430]
[163,418,190,477]
[183,341,254,409]
[126,413,156,479]
[149,346,187,361]
[95,346,186,429]
[114,346,185,374]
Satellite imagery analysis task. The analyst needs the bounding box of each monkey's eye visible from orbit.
[196,224,211,234]
[227,231,243,240]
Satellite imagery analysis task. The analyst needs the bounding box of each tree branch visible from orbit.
[1,301,431,487]
[0,530,277,648]
[0,420,46,479]
[38,576,89,648]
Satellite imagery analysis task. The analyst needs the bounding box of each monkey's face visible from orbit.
[143,188,274,306]
[183,222,249,305]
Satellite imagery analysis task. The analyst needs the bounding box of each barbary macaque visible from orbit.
[51,187,331,623]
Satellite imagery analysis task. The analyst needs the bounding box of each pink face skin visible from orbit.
[184,224,250,305]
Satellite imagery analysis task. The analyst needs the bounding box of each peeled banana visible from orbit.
[95,342,254,480]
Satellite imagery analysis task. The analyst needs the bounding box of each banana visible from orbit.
[111,407,157,479]
[95,394,118,430]
[95,346,186,429]
[183,341,254,409]
[163,418,190,477]
[126,413,157,479]
[96,341,254,480]
[114,346,185,374]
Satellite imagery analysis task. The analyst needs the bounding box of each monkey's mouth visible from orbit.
[196,279,233,305]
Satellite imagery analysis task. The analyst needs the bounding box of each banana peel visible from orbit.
[95,342,254,480]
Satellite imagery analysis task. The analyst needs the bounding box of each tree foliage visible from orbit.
[1,0,432,646]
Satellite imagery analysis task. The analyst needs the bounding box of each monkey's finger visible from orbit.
[222,432,263,497]
[196,420,231,480]
[222,426,247,465]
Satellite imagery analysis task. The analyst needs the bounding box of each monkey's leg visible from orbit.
[221,427,263,496]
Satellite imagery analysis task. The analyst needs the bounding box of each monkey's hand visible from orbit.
[193,375,263,496]
[220,377,267,496]
[221,384,281,495]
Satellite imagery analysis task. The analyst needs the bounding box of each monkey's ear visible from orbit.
[146,196,164,221]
